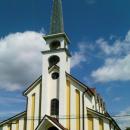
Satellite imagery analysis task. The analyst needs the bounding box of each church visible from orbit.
[0,0,121,130]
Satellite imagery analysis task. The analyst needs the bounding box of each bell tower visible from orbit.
[41,0,71,126]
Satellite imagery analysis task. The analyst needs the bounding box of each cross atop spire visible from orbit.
[50,0,64,34]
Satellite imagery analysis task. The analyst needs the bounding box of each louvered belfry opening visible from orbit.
[49,40,61,50]
[48,55,60,68]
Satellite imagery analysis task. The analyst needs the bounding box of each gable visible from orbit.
[23,76,42,96]
[35,115,66,130]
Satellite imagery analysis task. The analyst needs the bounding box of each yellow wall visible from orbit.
[66,80,71,130]
[31,94,35,130]
[87,114,93,130]
[76,89,80,130]
[99,118,104,130]
[16,120,19,130]
[8,124,11,130]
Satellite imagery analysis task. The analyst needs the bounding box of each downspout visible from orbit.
[82,89,88,130]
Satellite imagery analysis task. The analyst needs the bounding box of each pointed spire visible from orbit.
[50,0,64,34]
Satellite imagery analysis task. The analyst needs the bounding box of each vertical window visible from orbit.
[66,80,70,130]
[87,114,93,130]
[51,99,59,115]
[99,118,104,130]
[75,89,80,130]
[31,94,35,130]
[16,120,19,130]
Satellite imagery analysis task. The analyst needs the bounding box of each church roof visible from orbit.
[87,108,121,130]
[23,76,42,96]
[66,73,94,96]
[43,0,70,44]
[50,0,64,34]
[0,111,26,126]
[105,112,121,130]
[46,115,67,130]
[23,71,94,96]
[35,115,67,130]
[43,33,70,44]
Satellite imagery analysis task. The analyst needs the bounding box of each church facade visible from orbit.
[0,0,121,130]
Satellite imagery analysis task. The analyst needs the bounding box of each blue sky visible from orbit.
[0,0,130,129]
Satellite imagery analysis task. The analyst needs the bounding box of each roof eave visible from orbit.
[66,72,94,96]
[0,111,26,126]
[43,32,70,44]
[23,75,42,96]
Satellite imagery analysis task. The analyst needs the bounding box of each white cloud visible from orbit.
[97,31,130,56]
[96,38,122,56]
[0,31,45,91]
[91,54,130,82]
[115,107,130,130]
[71,43,88,68]
[91,30,130,82]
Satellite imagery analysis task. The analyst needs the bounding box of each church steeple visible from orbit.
[50,0,64,34]
[42,0,71,124]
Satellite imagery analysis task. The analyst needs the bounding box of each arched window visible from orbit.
[51,99,59,115]
[50,40,61,50]
[48,55,60,68]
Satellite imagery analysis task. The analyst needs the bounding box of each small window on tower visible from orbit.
[50,40,61,50]
[51,99,59,116]
[51,72,59,79]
